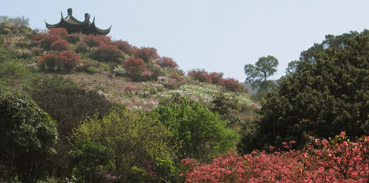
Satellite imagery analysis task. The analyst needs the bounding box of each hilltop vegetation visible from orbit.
[1,17,369,182]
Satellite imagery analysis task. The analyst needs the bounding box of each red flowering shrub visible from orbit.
[187,69,212,83]
[157,57,178,68]
[39,34,59,50]
[48,28,68,39]
[66,33,81,43]
[209,72,224,85]
[91,44,122,62]
[50,39,70,51]
[122,57,147,81]
[221,78,244,92]
[113,40,132,54]
[57,50,81,71]
[39,53,58,71]
[132,47,159,62]
[83,34,113,47]
[39,50,80,72]
[182,133,369,182]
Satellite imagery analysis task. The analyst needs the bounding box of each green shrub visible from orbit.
[69,140,113,182]
[0,92,57,183]
[151,100,240,161]
[73,109,176,182]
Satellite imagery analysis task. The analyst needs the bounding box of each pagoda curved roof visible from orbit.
[45,8,111,35]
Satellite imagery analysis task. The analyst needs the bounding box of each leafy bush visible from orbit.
[39,50,80,71]
[157,57,178,68]
[39,34,59,50]
[48,27,68,39]
[91,44,122,62]
[187,69,212,83]
[113,40,132,54]
[152,100,239,161]
[50,39,70,51]
[69,140,113,182]
[0,92,57,183]
[210,94,241,128]
[221,78,244,92]
[73,109,176,182]
[122,57,147,81]
[242,31,369,152]
[132,47,159,62]
[209,72,224,85]
[83,34,113,47]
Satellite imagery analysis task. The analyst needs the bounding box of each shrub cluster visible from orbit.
[188,69,246,92]
[39,50,80,71]
[113,40,133,54]
[157,57,178,68]
[91,44,122,62]
[182,132,369,182]
[132,47,159,62]
[83,34,112,47]
[122,57,147,81]
[50,39,70,51]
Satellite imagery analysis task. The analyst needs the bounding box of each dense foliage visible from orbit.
[240,30,369,152]
[183,133,369,182]
[0,92,57,183]
[152,100,240,161]
[72,109,176,182]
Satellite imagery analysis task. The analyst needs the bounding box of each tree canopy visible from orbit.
[0,92,57,183]
[240,30,369,152]
[244,55,279,92]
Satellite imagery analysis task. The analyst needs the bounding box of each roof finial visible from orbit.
[67,8,72,16]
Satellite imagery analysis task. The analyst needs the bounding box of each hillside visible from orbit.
[0,21,259,182]
[2,20,369,183]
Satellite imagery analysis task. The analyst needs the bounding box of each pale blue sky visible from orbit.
[2,0,369,81]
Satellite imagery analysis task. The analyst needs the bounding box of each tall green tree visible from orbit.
[239,30,369,153]
[244,55,279,92]
[0,92,57,183]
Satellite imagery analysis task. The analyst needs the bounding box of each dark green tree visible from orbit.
[244,55,279,92]
[0,92,57,183]
[239,31,369,153]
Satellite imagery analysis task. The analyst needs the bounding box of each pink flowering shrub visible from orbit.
[182,132,369,182]
[91,44,122,62]
[83,35,113,47]
[132,47,160,63]
[50,39,70,51]
[113,40,133,54]
[221,78,245,92]
[187,69,212,83]
[157,57,178,68]
[39,50,80,72]
[122,57,147,81]
[38,34,60,50]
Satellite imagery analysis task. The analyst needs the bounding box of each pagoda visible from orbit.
[45,8,111,35]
